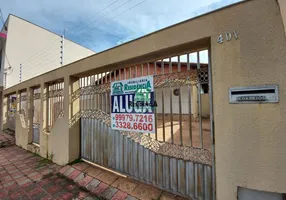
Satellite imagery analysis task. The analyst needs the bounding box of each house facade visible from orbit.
[3,0,286,199]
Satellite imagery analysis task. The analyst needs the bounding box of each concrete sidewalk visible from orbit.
[0,130,188,200]
[0,146,99,199]
[60,162,188,200]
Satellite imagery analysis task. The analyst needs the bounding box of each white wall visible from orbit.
[3,15,95,89]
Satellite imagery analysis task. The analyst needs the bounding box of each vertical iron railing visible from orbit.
[47,81,64,132]
[32,87,41,144]
[79,50,211,149]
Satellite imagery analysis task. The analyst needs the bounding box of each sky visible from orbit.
[0,0,241,53]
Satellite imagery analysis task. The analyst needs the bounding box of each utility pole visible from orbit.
[60,29,65,66]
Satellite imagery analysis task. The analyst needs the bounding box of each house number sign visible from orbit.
[217,31,238,44]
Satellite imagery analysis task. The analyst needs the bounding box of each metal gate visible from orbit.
[7,94,17,132]
[32,88,41,144]
[80,49,214,199]
[47,81,64,132]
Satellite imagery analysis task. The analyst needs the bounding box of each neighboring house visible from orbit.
[0,14,95,131]
[0,14,95,90]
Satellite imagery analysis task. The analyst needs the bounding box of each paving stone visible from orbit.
[73,162,90,171]
[51,190,66,198]
[78,175,93,187]
[46,185,62,195]
[74,172,85,183]
[131,184,162,200]
[111,191,128,200]
[63,167,75,177]
[39,168,53,176]
[37,178,52,187]
[77,191,89,199]
[96,171,119,185]
[16,177,32,186]
[65,184,77,192]
[3,180,16,188]
[30,191,48,200]
[0,190,8,199]
[42,180,56,190]
[10,171,25,179]
[92,182,109,196]
[8,189,26,199]
[22,183,39,192]
[1,175,13,181]
[38,195,52,200]
[112,178,138,194]
[125,195,138,200]
[59,165,70,174]
[101,186,118,199]
[57,192,73,200]
[30,173,43,181]
[84,197,98,200]
[159,192,187,200]
[68,169,81,179]
[84,167,104,178]
[27,171,40,178]
[86,179,101,191]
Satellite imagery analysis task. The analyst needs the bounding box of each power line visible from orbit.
[82,0,149,44]
[22,54,61,73]
[0,8,5,25]
[21,38,61,65]
[66,0,121,34]
[20,0,121,66]
[80,0,134,38]
[19,0,148,70]
[21,48,61,66]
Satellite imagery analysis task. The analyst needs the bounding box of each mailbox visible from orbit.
[229,85,278,104]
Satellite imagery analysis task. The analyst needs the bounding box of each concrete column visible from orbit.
[2,95,8,130]
[27,87,33,144]
[40,83,49,157]
[192,84,199,120]
[48,76,80,165]
[67,76,81,163]
[16,91,20,112]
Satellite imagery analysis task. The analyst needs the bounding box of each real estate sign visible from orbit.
[111,75,155,133]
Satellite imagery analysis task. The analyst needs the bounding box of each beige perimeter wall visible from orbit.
[212,0,286,199]
[3,0,286,199]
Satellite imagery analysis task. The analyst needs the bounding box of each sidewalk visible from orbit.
[0,132,189,200]
[0,146,98,199]
[60,162,188,200]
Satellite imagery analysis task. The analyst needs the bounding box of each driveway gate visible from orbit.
[80,50,214,199]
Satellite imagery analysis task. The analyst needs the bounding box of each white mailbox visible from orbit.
[229,85,278,104]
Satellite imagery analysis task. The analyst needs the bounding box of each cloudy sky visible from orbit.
[0,0,241,52]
